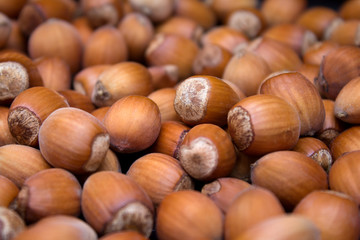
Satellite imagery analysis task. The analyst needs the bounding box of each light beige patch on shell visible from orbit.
[174,77,209,123]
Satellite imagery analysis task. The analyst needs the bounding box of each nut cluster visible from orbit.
[0,0,359,239]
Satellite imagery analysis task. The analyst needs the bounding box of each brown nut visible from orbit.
[8,86,69,147]
[315,45,360,100]
[201,177,251,213]
[174,0,216,30]
[330,126,360,160]
[127,153,194,206]
[193,43,232,78]
[235,215,321,240]
[156,190,223,240]
[174,75,240,126]
[11,168,82,223]
[262,23,317,56]
[246,37,303,72]
[13,215,97,240]
[83,26,128,67]
[334,76,360,124]
[292,137,332,172]
[118,12,154,62]
[91,62,153,107]
[227,94,300,156]
[178,123,236,181]
[260,0,307,26]
[222,50,271,96]
[294,190,360,240]
[81,171,154,237]
[296,7,339,39]
[259,71,325,136]
[104,95,161,153]
[329,150,360,205]
[145,33,199,80]
[225,186,285,240]
[0,144,51,188]
[149,121,189,159]
[251,151,328,210]
[39,107,110,174]
[28,19,83,74]
[340,0,360,20]
[156,16,203,42]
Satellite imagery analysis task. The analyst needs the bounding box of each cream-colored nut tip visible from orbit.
[0,62,29,101]
[174,77,209,123]
[227,106,253,151]
[83,133,110,172]
[105,201,153,237]
[179,137,217,179]
[228,11,262,38]
[8,107,40,146]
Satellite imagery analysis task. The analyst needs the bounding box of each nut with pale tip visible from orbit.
[38,107,110,174]
[174,75,240,126]
[292,137,332,172]
[127,153,194,206]
[251,150,328,210]
[258,71,325,136]
[11,168,82,223]
[227,94,300,156]
[178,123,236,181]
[201,177,251,213]
[81,171,154,237]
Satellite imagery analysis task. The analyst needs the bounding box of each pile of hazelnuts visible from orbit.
[0,0,360,239]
